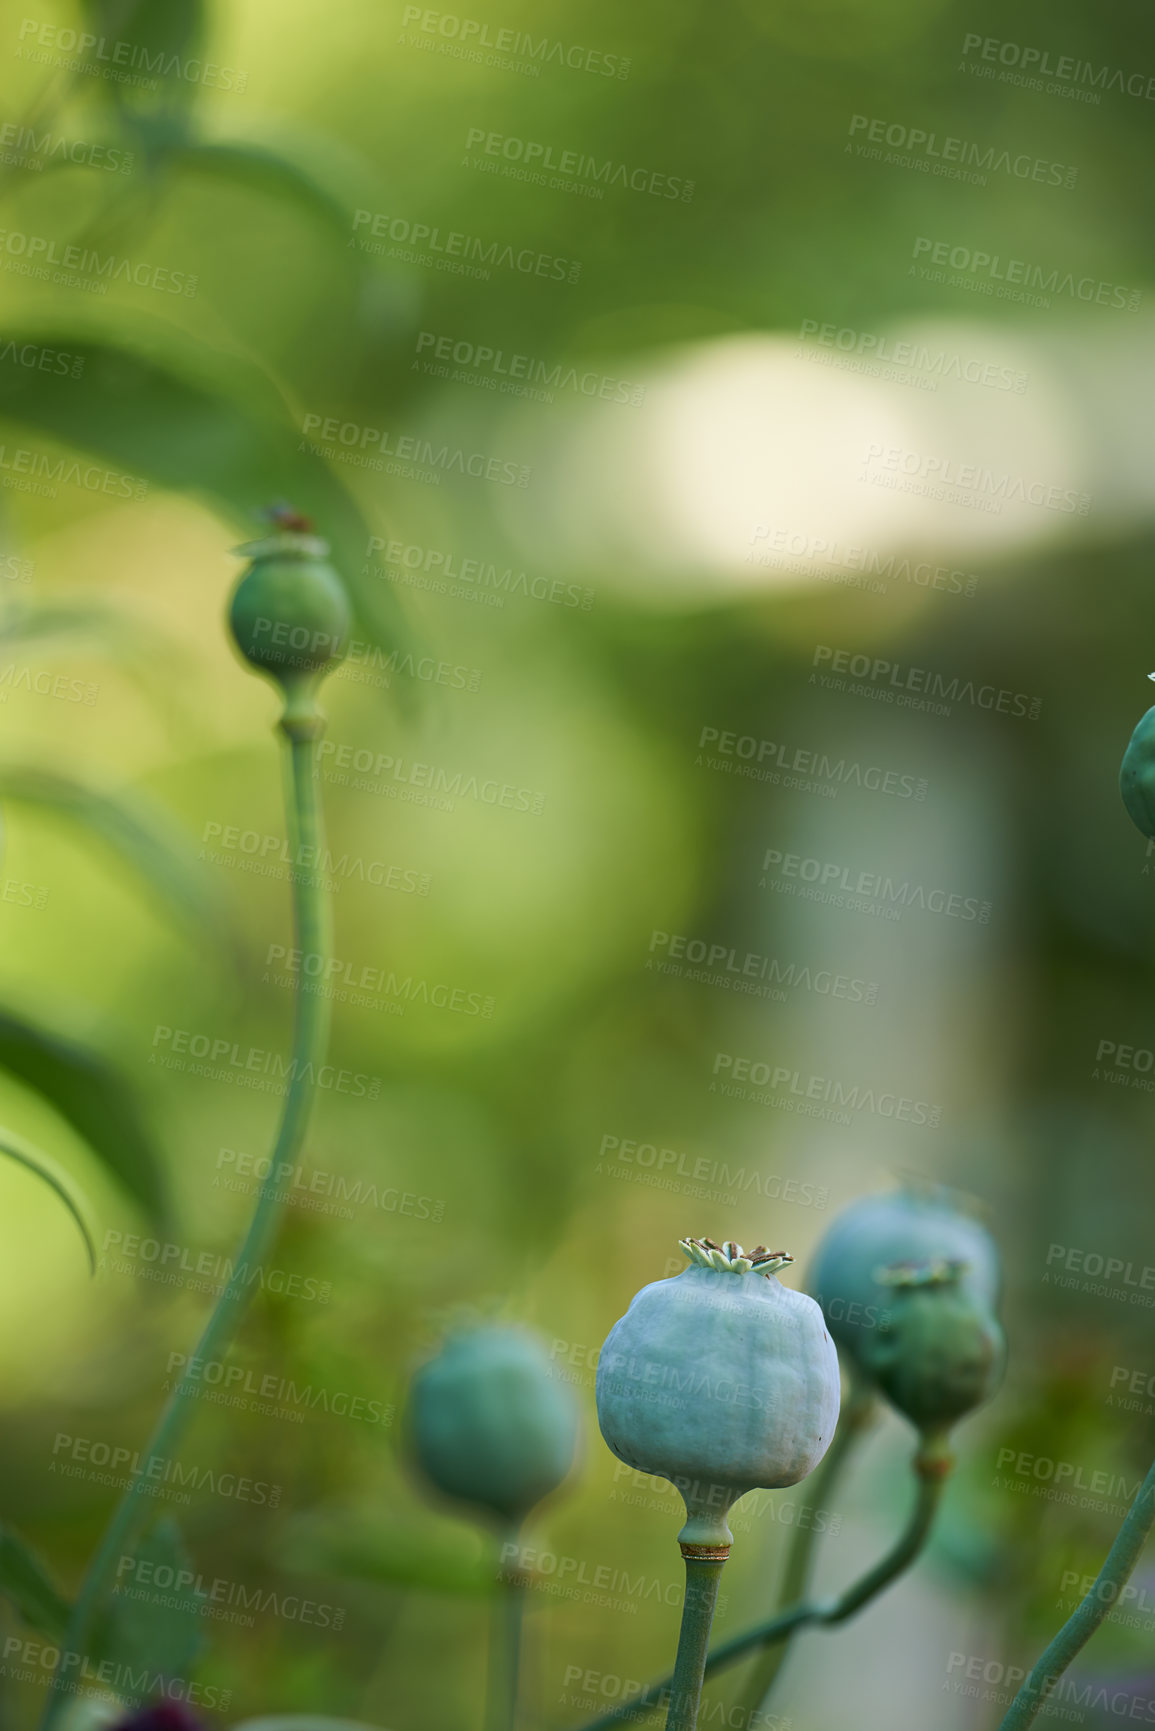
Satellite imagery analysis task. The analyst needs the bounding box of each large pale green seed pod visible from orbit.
[806,1185,1000,1375]
[1120,703,1155,839]
[596,1237,840,1549]
[861,1260,1005,1433]
[409,1325,581,1527]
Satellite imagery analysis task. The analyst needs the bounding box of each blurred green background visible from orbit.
[1,0,1154,1725]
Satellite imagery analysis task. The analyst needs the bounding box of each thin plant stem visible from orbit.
[736,1378,876,1716]
[575,1433,950,1731]
[664,1550,728,1731]
[489,1526,527,1731]
[40,716,331,1729]
[997,1453,1155,1731]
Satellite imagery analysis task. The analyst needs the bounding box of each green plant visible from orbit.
[596,1237,840,1731]
[36,514,350,1729]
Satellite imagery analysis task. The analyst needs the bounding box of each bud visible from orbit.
[596,1237,840,1549]
[227,509,352,728]
[806,1185,1000,1374]
[409,1325,580,1527]
[862,1259,1005,1433]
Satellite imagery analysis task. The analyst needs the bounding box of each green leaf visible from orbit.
[281,1511,498,1598]
[0,1008,167,1224]
[0,326,406,660]
[96,1516,203,1682]
[77,0,206,124]
[0,766,220,941]
[0,1525,71,1636]
[0,1127,95,1272]
[163,138,356,238]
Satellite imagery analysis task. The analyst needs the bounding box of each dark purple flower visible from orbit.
[111,1702,203,1731]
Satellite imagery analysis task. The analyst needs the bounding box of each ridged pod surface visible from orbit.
[1120,704,1155,839]
[596,1239,840,1547]
[410,1326,580,1526]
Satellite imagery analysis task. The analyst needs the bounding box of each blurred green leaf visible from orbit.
[0,1007,167,1224]
[77,0,205,125]
[282,1511,498,1598]
[0,1126,95,1272]
[235,1721,393,1730]
[0,765,220,940]
[0,330,405,657]
[0,1524,71,1636]
[95,1516,204,1680]
[164,139,354,237]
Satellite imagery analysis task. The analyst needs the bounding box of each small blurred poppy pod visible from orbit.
[228,510,352,690]
[1120,701,1155,839]
[806,1185,1000,1374]
[409,1325,581,1527]
[864,1259,1005,1433]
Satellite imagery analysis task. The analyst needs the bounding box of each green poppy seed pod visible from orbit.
[409,1325,580,1528]
[227,518,352,733]
[807,1185,1000,1376]
[862,1259,1005,1434]
[1120,703,1155,839]
[596,1238,840,1550]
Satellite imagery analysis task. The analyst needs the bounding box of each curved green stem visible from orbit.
[575,1431,950,1731]
[665,1550,729,1731]
[40,715,332,1728]
[489,1525,527,1731]
[997,1453,1155,1731]
[736,1378,876,1715]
